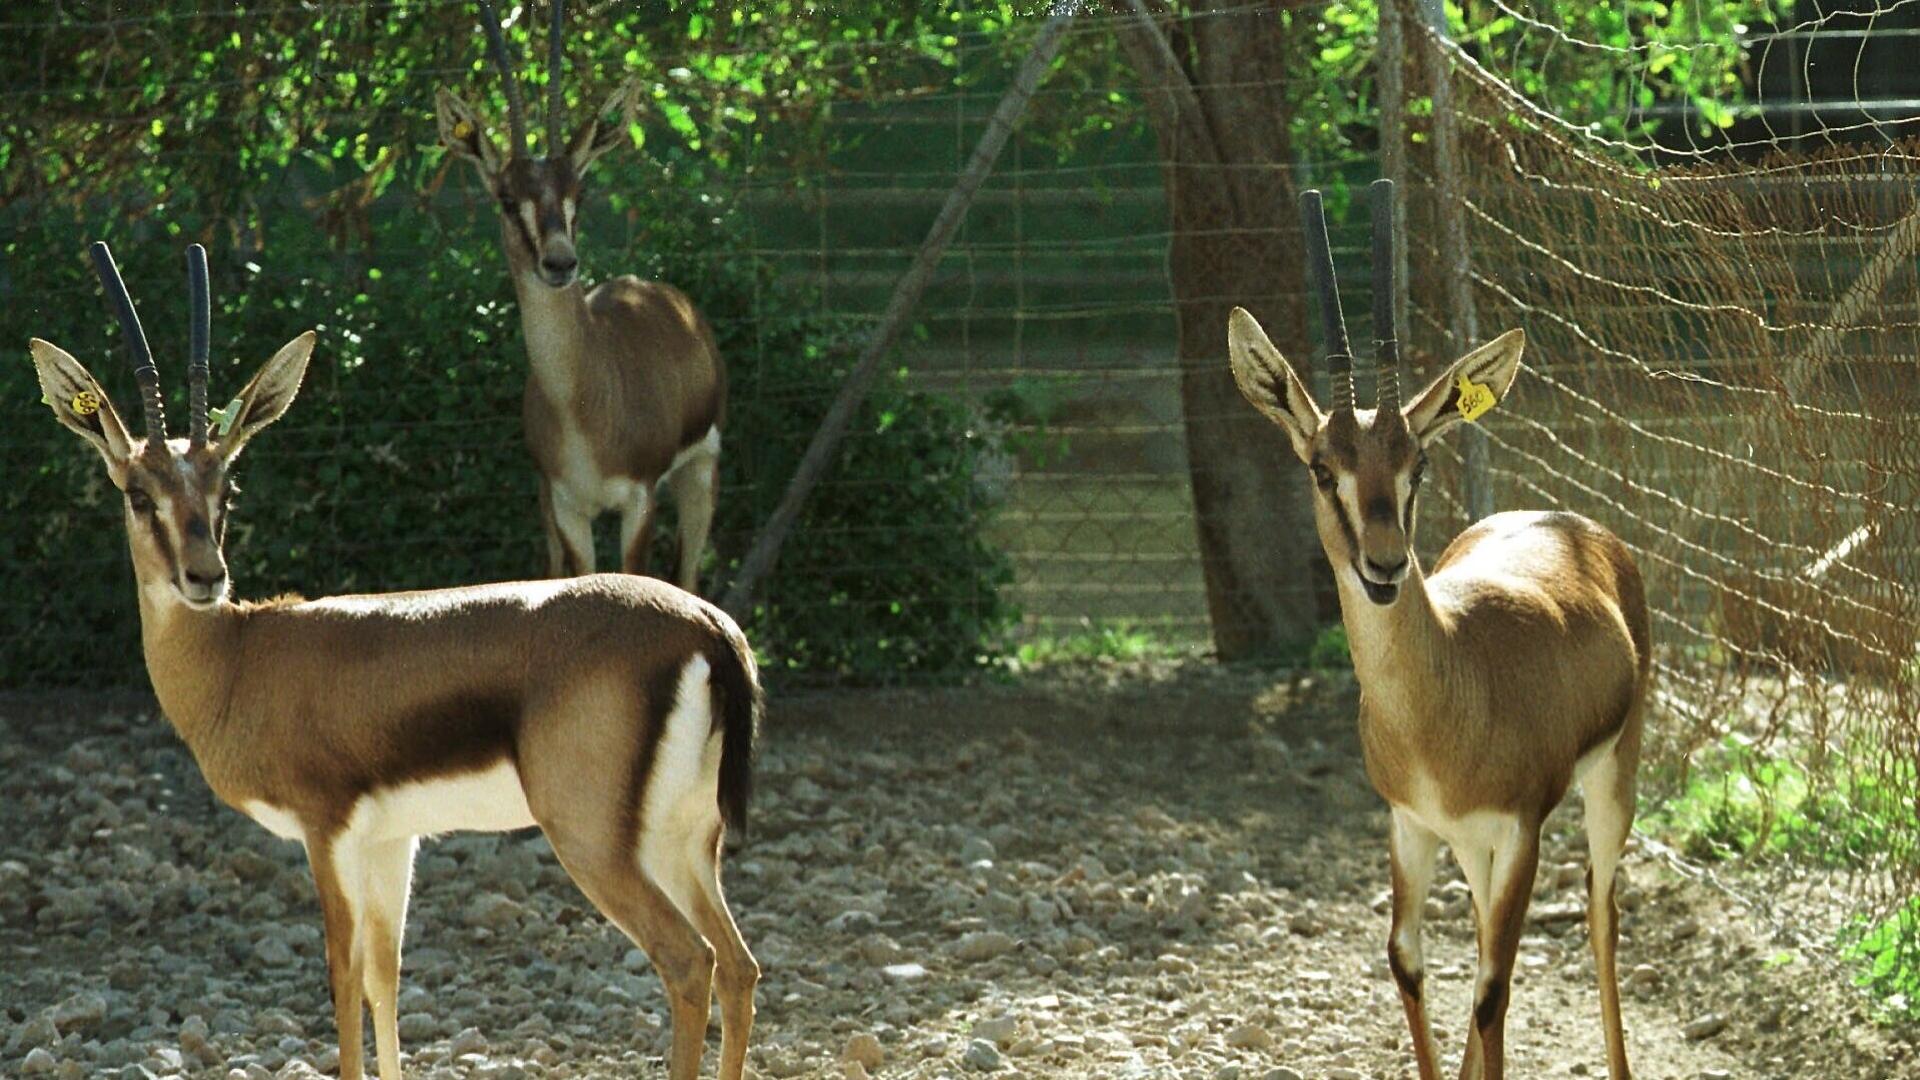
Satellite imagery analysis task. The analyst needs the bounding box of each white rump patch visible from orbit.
[344,758,537,842]
[636,654,723,912]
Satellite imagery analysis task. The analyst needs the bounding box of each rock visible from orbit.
[973,1014,1019,1046]
[842,1032,885,1069]
[8,1014,58,1052]
[953,931,1016,963]
[1683,1013,1728,1040]
[1213,1066,1242,1080]
[397,1013,437,1041]
[21,1048,57,1074]
[448,1027,487,1057]
[962,1038,1003,1071]
[48,991,108,1033]
[252,936,295,966]
[843,1063,871,1080]
[1262,1069,1305,1080]
[857,934,905,966]
[959,837,997,863]
[1700,1070,1733,1080]
[464,893,526,931]
[880,963,927,982]
[1225,1023,1271,1050]
[828,910,880,934]
[1327,1069,1364,1080]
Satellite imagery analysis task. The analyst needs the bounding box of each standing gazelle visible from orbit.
[436,0,725,589]
[1228,181,1649,1080]
[31,242,760,1080]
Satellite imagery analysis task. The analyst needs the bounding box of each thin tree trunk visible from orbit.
[1119,0,1323,660]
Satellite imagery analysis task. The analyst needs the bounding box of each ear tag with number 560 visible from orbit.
[1455,373,1496,423]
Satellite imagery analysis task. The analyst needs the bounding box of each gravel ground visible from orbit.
[3,666,1914,1079]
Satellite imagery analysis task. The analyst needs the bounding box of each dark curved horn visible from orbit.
[476,0,530,156]
[1370,178,1400,411]
[187,244,211,445]
[1298,189,1353,412]
[88,241,166,441]
[546,0,566,155]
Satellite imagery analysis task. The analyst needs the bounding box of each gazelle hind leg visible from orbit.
[678,826,758,1080]
[541,478,596,577]
[307,840,369,1080]
[1388,810,1444,1080]
[350,837,418,1080]
[1581,734,1639,1080]
[666,447,718,595]
[619,484,659,579]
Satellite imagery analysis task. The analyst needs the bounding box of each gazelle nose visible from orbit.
[1364,557,1407,582]
[541,255,577,276]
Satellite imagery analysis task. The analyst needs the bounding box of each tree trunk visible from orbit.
[1119,1,1325,660]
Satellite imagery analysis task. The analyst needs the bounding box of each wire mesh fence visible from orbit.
[2,0,1918,1009]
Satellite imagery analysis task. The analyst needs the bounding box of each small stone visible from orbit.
[1699,1070,1733,1080]
[21,1048,57,1074]
[880,963,927,982]
[253,936,296,966]
[397,1013,437,1041]
[962,1038,1003,1071]
[828,910,880,934]
[8,1014,58,1052]
[1225,1023,1271,1050]
[464,893,526,931]
[48,991,108,1033]
[448,1027,487,1057]
[953,931,1016,963]
[973,1015,1019,1046]
[1262,1068,1305,1080]
[1683,1013,1728,1040]
[1212,1066,1242,1080]
[842,1064,870,1080]
[843,1033,885,1069]
[1287,910,1322,937]
[1327,1069,1364,1080]
[959,837,997,863]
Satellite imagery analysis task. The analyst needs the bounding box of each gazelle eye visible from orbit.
[127,489,154,513]
[1310,464,1336,492]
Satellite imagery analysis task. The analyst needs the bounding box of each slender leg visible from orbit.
[1388,809,1444,1080]
[546,841,716,1080]
[1582,733,1639,1080]
[1459,821,1541,1080]
[350,837,418,1080]
[678,826,758,1080]
[666,451,719,596]
[307,839,367,1080]
[541,478,596,577]
[619,483,659,579]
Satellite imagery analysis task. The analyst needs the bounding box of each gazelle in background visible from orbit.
[31,243,760,1080]
[1228,180,1649,1080]
[437,0,725,589]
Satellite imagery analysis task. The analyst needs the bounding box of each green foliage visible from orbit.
[1305,622,1352,669]
[1012,619,1185,667]
[1844,898,1920,1022]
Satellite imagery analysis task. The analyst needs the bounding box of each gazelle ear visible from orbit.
[567,79,637,176]
[1228,307,1323,464]
[1403,328,1526,445]
[215,331,315,462]
[30,338,135,480]
[437,88,503,180]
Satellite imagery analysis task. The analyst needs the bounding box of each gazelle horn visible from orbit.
[475,0,531,157]
[88,242,166,442]
[1298,189,1354,412]
[1370,178,1401,412]
[187,244,211,446]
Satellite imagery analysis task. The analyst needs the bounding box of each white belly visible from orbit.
[241,758,537,845]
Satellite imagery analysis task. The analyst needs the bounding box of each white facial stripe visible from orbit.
[518,202,540,246]
[562,196,576,232]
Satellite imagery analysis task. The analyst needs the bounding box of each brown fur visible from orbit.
[1227,308,1648,1080]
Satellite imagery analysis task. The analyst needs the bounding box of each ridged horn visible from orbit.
[546,0,566,156]
[476,0,531,157]
[88,241,166,442]
[187,244,211,446]
[1369,178,1401,411]
[1298,189,1354,412]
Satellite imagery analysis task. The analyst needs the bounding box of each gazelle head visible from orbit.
[436,0,635,290]
[31,243,312,613]
[1229,180,1526,607]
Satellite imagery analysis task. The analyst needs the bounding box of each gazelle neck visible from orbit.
[135,584,241,749]
[501,222,588,401]
[1335,558,1447,724]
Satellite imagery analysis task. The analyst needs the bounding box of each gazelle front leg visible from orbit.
[1582,735,1639,1080]
[619,484,658,579]
[666,447,718,594]
[307,839,369,1080]
[350,837,419,1080]
[1387,809,1443,1080]
[540,477,596,577]
[1459,821,1542,1080]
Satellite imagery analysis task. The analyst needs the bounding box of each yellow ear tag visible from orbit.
[210,397,244,437]
[1455,373,1496,423]
[453,120,473,139]
[70,389,101,416]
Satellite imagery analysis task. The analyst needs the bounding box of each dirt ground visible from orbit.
[2,666,1914,1079]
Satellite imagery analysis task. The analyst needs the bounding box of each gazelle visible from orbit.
[436,0,725,589]
[1227,181,1649,1080]
[31,242,760,1080]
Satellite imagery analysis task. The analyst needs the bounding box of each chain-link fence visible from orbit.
[3,0,1918,1004]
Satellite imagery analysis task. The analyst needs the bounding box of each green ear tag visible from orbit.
[1455,373,1496,423]
[210,397,244,436]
